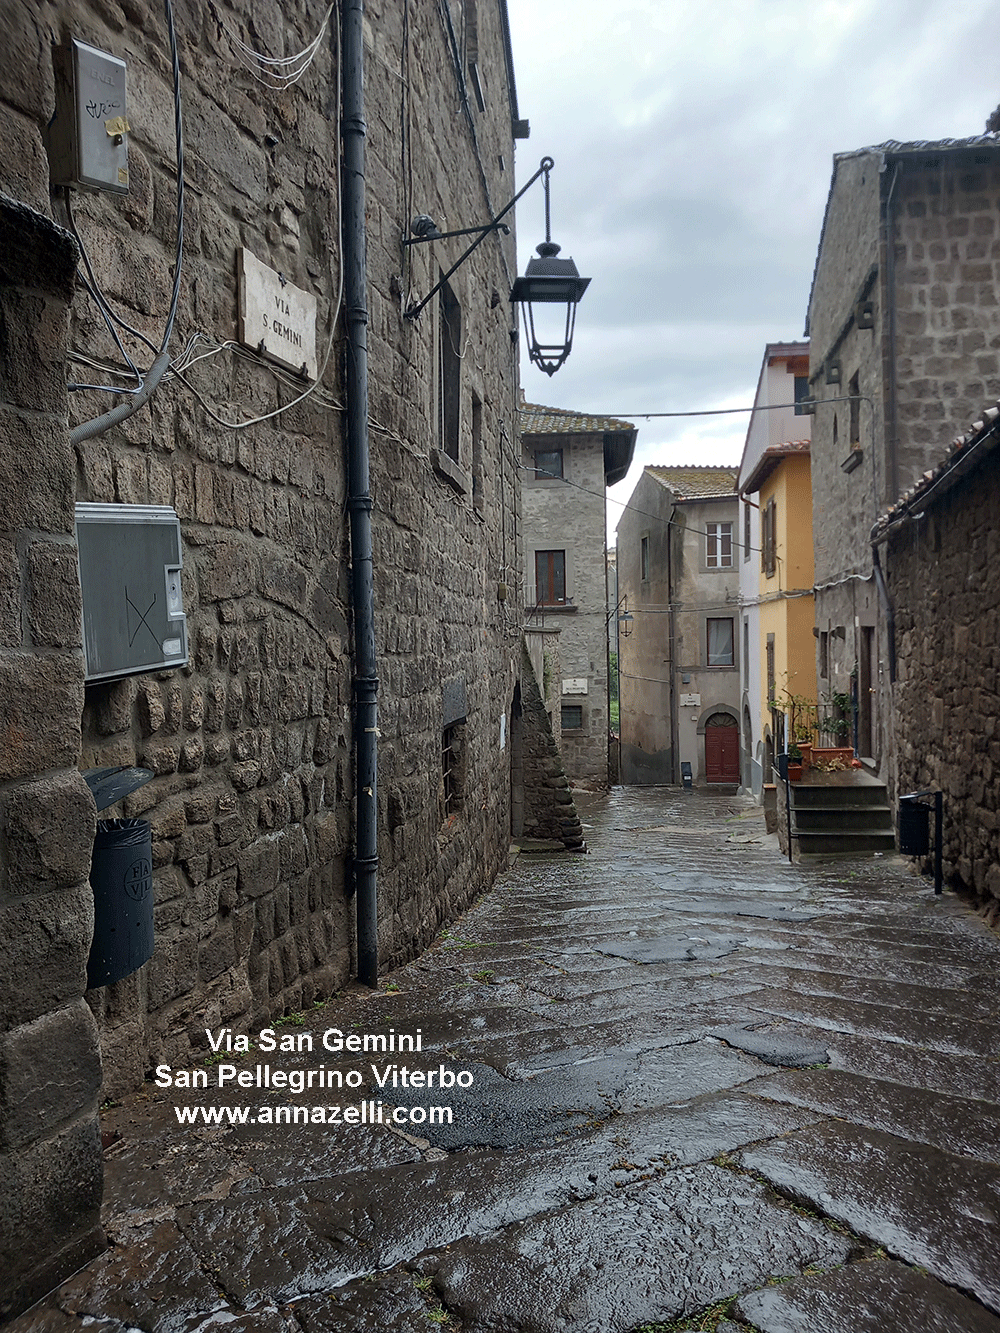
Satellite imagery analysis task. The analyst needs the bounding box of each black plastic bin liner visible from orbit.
[898,797,930,857]
[87,818,154,988]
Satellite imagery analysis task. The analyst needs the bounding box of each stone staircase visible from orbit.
[789,770,896,856]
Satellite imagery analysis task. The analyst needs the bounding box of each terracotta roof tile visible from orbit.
[873,401,1000,537]
[520,402,635,435]
[741,441,811,494]
[646,465,738,500]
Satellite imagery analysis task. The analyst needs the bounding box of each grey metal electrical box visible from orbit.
[76,504,187,682]
[47,39,130,193]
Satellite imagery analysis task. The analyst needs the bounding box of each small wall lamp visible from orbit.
[404,157,590,377]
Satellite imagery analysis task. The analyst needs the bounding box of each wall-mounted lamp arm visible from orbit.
[404,222,510,245]
[404,157,554,321]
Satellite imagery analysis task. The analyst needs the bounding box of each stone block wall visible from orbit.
[522,430,610,787]
[518,641,584,850]
[806,152,884,590]
[808,146,1000,781]
[892,155,1000,475]
[0,0,523,1109]
[886,437,1000,922]
[0,198,104,1319]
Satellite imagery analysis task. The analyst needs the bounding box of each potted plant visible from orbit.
[815,690,854,763]
[786,742,803,782]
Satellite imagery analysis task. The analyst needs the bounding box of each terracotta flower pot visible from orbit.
[811,747,853,765]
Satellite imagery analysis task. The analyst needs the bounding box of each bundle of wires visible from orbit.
[220,2,335,90]
[67,0,345,436]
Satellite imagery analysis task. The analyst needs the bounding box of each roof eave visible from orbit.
[604,429,637,486]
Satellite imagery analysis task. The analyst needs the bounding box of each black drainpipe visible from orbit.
[883,160,902,507]
[342,0,379,987]
[870,541,897,685]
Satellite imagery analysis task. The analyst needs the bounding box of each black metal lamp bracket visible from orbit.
[404,157,554,321]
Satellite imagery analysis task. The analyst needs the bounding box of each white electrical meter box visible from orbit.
[47,39,129,193]
[76,504,187,682]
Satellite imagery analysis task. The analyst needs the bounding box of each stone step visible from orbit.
[739,1122,1000,1314]
[794,829,897,854]
[735,1258,1000,1333]
[792,805,894,833]
[791,782,889,808]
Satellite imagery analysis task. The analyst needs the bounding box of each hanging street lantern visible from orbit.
[511,239,590,376]
[404,158,590,377]
[510,159,590,376]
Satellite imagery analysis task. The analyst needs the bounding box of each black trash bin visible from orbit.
[680,761,693,790]
[83,767,155,989]
[87,818,154,988]
[898,795,930,856]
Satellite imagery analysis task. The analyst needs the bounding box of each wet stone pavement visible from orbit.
[11,787,1000,1333]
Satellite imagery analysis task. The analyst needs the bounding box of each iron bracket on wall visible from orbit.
[403,157,553,321]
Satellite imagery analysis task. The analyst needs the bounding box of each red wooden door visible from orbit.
[705,714,739,783]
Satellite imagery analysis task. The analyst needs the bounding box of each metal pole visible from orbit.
[343,0,379,986]
[934,790,943,895]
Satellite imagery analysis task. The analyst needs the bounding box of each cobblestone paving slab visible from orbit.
[709,1024,830,1067]
[740,1122,1000,1312]
[10,787,1000,1333]
[29,1219,227,1333]
[734,1258,1000,1333]
[743,985,1000,1057]
[750,1066,1000,1161]
[428,1166,851,1333]
[727,961,1000,1023]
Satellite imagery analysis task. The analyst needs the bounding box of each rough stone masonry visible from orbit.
[1,0,531,1314]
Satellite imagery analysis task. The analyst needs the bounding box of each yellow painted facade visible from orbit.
[757,455,815,748]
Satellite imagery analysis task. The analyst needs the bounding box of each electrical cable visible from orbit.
[63,191,159,356]
[167,331,342,411]
[218,2,335,90]
[168,3,343,432]
[70,0,184,446]
[63,192,150,394]
[535,395,868,421]
[519,460,763,556]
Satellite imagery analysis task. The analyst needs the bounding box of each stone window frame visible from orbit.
[705,520,733,570]
[533,446,563,481]
[706,616,736,668]
[561,703,583,730]
[534,549,567,606]
[640,532,650,583]
[437,277,462,464]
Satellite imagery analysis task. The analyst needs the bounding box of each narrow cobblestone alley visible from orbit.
[11,788,1000,1333]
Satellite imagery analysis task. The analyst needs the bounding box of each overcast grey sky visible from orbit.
[506,0,1000,531]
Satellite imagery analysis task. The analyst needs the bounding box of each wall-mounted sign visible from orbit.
[237,247,318,379]
[680,693,701,707]
[562,678,588,695]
